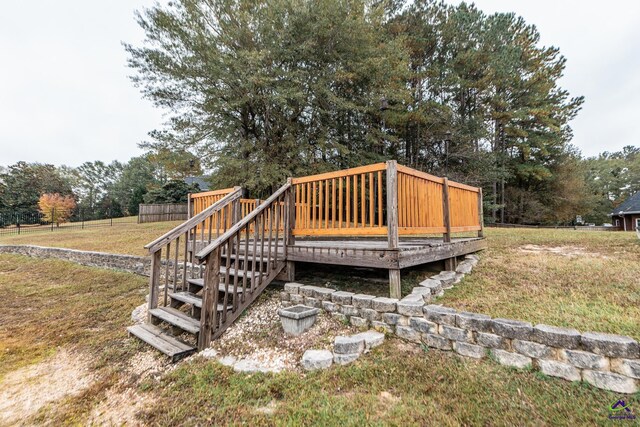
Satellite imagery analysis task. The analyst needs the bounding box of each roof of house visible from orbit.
[611,191,640,215]
[184,176,210,191]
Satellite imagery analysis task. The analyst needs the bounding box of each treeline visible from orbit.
[127,0,593,224]
[0,150,205,218]
[4,1,636,225]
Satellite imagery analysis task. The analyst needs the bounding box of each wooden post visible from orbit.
[285,179,296,281]
[442,177,451,243]
[386,161,399,248]
[442,177,454,270]
[198,247,220,350]
[187,193,192,219]
[232,198,241,225]
[478,188,484,238]
[386,160,401,299]
[147,250,161,322]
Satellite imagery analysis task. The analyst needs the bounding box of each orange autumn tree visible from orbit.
[38,193,76,226]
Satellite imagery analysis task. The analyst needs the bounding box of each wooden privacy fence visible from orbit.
[138,203,188,223]
[189,161,483,240]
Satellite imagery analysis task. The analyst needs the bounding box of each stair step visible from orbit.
[185,278,248,293]
[220,266,265,279]
[169,291,234,310]
[185,267,264,285]
[150,306,200,335]
[221,252,278,262]
[127,323,196,362]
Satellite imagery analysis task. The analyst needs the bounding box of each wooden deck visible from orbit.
[288,237,486,269]
[135,162,488,359]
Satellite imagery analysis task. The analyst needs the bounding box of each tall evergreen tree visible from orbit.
[127,0,408,196]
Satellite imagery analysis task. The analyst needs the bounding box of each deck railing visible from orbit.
[194,182,291,349]
[290,162,387,236]
[189,161,483,242]
[144,187,242,320]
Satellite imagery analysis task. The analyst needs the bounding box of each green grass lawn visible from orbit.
[0,220,182,256]
[439,228,640,340]
[0,254,627,426]
[2,223,639,340]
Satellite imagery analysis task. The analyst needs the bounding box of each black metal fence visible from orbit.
[0,207,138,237]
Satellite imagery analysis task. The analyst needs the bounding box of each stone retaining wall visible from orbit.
[281,283,640,394]
[0,245,151,275]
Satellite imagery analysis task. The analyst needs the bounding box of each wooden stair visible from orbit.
[127,323,196,362]
[129,183,290,361]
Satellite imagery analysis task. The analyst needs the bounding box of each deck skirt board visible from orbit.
[287,237,486,269]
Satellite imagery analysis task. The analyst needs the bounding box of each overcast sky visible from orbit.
[0,1,638,167]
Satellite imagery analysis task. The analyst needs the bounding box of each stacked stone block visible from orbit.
[282,281,640,393]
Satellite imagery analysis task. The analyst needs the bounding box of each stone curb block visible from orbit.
[301,350,333,371]
[397,300,424,316]
[424,305,457,326]
[454,342,486,359]
[533,324,581,349]
[439,324,472,343]
[582,370,638,394]
[409,317,437,334]
[352,294,376,309]
[581,332,639,359]
[284,283,303,294]
[350,317,369,329]
[512,339,553,359]
[424,334,451,350]
[334,336,365,355]
[396,326,421,343]
[371,297,398,312]
[538,359,581,382]
[491,318,533,340]
[561,349,609,370]
[334,353,360,365]
[491,349,532,369]
[456,312,492,332]
[476,332,509,350]
[331,291,355,305]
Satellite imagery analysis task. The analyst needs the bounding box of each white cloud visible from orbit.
[0,1,164,167]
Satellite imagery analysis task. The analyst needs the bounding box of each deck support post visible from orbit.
[478,188,484,238]
[187,193,192,219]
[389,269,401,300]
[147,250,161,322]
[285,179,296,281]
[199,247,220,351]
[386,160,400,298]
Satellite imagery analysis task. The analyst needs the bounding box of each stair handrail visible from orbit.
[145,186,242,254]
[195,181,292,349]
[194,182,291,261]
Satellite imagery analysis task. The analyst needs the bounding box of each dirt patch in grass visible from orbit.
[86,350,171,426]
[210,288,356,371]
[0,349,93,426]
[519,244,605,258]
